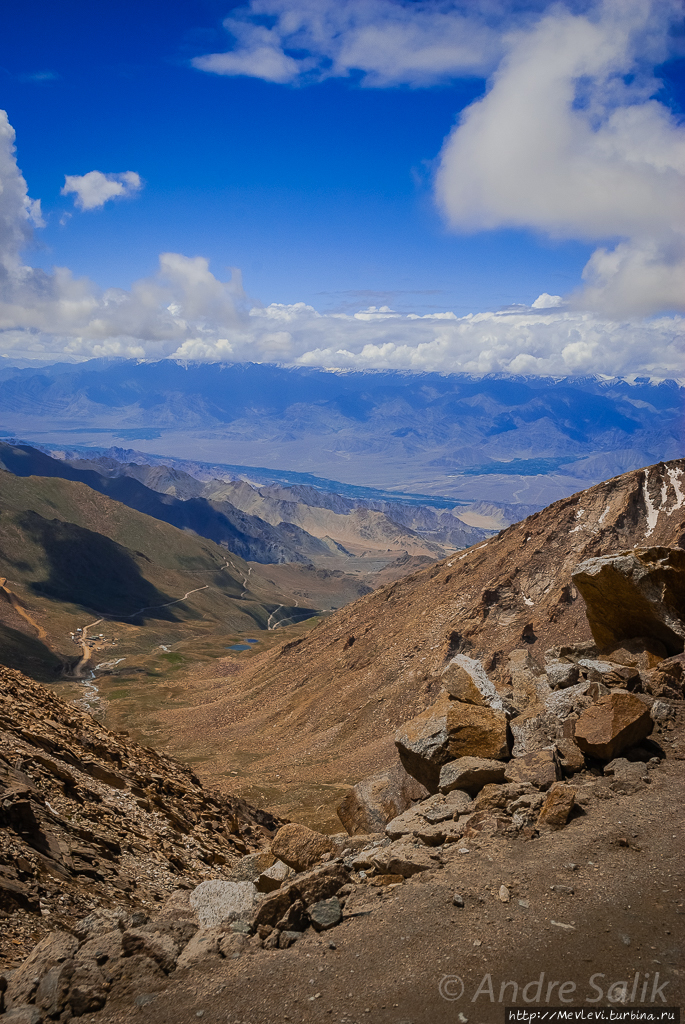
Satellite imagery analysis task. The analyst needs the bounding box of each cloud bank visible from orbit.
[2,1,684,386]
[61,170,143,210]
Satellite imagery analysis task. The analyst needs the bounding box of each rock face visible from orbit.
[574,693,654,760]
[336,761,428,836]
[271,823,334,873]
[573,547,685,656]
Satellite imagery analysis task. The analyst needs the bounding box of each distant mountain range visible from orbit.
[1,359,682,505]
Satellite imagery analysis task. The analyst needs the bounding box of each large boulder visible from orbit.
[189,879,259,929]
[441,655,507,712]
[574,692,653,760]
[573,547,685,656]
[336,761,428,836]
[395,691,453,792]
[438,757,507,795]
[271,823,334,872]
[446,703,510,760]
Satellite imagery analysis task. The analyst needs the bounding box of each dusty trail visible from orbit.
[120,585,209,621]
[0,577,51,644]
[72,618,103,678]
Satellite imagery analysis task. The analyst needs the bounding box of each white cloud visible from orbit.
[61,170,143,211]
[532,293,563,308]
[0,108,683,379]
[192,0,526,87]
[435,0,685,316]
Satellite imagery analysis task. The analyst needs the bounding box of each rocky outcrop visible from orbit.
[573,547,685,656]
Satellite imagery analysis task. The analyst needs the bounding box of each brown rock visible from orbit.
[228,851,275,883]
[253,863,350,928]
[574,692,653,760]
[438,757,507,795]
[255,859,290,893]
[394,691,453,792]
[336,760,428,836]
[289,862,350,907]
[504,749,561,790]
[121,930,178,974]
[473,783,527,812]
[447,703,510,760]
[6,931,78,1009]
[175,929,222,969]
[370,840,439,877]
[555,738,586,774]
[442,655,507,711]
[271,823,333,872]
[573,547,685,656]
[67,960,109,1017]
[537,784,576,830]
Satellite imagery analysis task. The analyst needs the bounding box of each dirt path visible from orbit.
[0,577,51,644]
[72,618,103,679]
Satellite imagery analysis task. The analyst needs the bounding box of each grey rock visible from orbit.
[452,893,465,908]
[308,897,342,932]
[278,930,301,949]
[190,879,259,929]
[546,661,580,690]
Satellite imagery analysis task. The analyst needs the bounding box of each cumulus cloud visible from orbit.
[0,108,682,379]
[435,0,685,316]
[61,170,143,211]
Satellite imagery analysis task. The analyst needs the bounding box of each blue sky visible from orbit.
[0,0,683,375]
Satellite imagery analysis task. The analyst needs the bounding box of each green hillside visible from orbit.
[0,470,310,680]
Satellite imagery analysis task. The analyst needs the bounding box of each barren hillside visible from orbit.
[162,460,685,828]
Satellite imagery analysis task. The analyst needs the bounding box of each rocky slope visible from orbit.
[160,459,685,827]
[0,665,283,970]
[1,460,684,1022]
